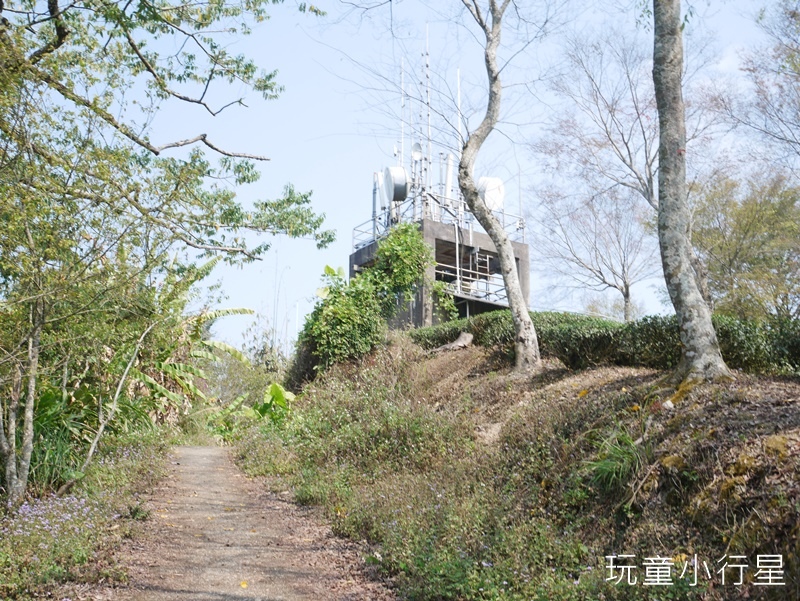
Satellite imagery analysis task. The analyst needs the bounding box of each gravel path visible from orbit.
[78,446,395,601]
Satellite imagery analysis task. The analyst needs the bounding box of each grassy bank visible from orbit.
[231,334,799,600]
[0,430,171,600]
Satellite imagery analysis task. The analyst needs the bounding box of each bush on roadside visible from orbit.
[546,319,624,370]
[615,315,682,369]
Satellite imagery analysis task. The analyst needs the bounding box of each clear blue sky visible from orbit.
[148,1,768,350]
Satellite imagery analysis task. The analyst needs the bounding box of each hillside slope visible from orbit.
[233,335,799,600]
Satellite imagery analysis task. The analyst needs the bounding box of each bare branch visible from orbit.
[122,29,246,117]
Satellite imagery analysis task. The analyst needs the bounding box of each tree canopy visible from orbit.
[0,0,333,505]
[693,170,800,321]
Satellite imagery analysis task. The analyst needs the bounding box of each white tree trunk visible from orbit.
[4,299,43,507]
[623,288,633,323]
[459,0,540,371]
[0,366,22,502]
[652,0,731,384]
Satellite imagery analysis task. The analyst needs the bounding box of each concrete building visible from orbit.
[349,168,529,328]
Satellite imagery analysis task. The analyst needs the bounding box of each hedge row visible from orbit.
[408,310,800,374]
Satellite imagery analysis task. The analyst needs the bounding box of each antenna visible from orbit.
[426,24,432,191]
[400,58,405,167]
[456,67,462,153]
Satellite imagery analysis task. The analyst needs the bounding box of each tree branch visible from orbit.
[27,0,70,65]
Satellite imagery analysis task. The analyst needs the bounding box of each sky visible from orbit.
[147,0,771,350]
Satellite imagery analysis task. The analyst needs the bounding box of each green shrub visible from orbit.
[407,317,469,349]
[544,319,624,370]
[767,317,800,372]
[411,310,623,368]
[616,315,682,369]
[410,309,800,374]
[304,274,385,370]
[617,314,796,373]
[288,224,432,387]
[371,222,434,317]
[469,310,516,346]
[713,314,775,373]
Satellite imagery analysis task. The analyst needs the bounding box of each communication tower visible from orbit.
[348,58,530,328]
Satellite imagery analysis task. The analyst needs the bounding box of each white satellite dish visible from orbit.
[477,177,505,211]
[384,166,408,203]
[411,142,423,162]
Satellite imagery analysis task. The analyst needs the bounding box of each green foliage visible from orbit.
[0,0,333,503]
[301,270,385,370]
[244,383,295,424]
[768,317,800,372]
[586,429,648,497]
[540,319,624,370]
[693,170,800,321]
[289,225,432,386]
[411,309,800,374]
[616,315,682,368]
[203,314,287,412]
[407,316,471,349]
[712,314,775,374]
[370,222,434,317]
[208,382,295,440]
[432,280,459,321]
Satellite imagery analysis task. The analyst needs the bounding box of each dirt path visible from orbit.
[78,446,395,601]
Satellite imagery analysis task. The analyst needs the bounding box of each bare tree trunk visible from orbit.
[689,244,712,306]
[623,288,633,323]
[459,0,540,372]
[652,0,731,385]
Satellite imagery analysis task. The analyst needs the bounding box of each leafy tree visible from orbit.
[0,0,334,505]
[693,170,800,321]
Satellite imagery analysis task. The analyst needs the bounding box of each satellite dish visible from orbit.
[477,177,505,211]
[411,142,423,162]
[384,166,408,203]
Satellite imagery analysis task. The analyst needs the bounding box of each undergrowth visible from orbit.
[230,334,799,600]
[0,429,171,600]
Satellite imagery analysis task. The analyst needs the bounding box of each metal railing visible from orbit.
[434,263,509,306]
[352,194,526,251]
